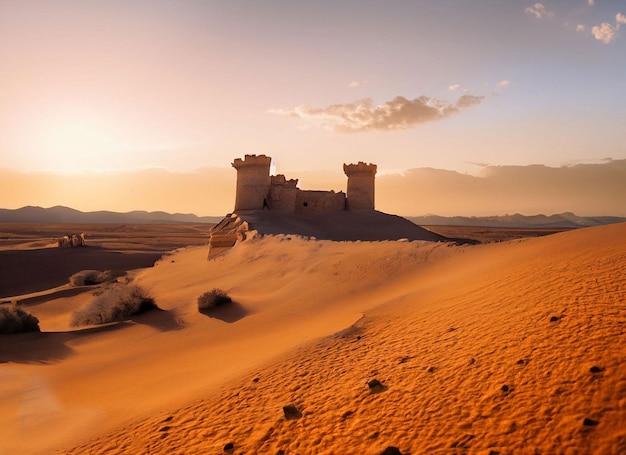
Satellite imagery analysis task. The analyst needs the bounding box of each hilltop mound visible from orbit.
[207,210,454,257]
[235,210,449,241]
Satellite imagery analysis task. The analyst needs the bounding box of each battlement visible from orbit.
[343,162,377,176]
[271,174,299,187]
[232,154,272,169]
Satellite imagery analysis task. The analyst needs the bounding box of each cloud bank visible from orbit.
[377,160,626,216]
[0,167,236,216]
[269,94,486,132]
[1,160,624,218]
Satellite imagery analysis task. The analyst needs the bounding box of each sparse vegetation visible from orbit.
[0,305,41,333]
[197,288,232,311]
[69,269,117,286]
[71,285,157,327]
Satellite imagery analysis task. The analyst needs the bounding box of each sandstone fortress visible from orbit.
[232,154,377,213]
[208,155,447,257]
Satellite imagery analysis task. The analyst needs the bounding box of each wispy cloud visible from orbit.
[269,94,486,133]
[448,84,461,91]
[348,80,367,88]
[617,13,626,24]
[588,0,594,6]
[576,24,586,32]
[525,3,554,19]
[496,80,510,88]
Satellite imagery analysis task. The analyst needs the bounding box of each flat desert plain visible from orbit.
[1,222,625,454]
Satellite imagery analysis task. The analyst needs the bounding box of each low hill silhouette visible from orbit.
[0,206,221,224]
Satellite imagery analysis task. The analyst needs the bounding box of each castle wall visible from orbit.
[268,175,298,213]
[231,155,375,214]
[295,190,346,215]
[232,155,272,211]
[344,162,377,211]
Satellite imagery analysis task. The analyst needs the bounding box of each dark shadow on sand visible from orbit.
[0,246,163,298]
[132,307,187,332]
[200,301,249,323]
[17,286,94,306]
[0,322,133,364]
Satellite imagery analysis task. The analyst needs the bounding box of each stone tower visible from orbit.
[232,154,271,211]
[343,162,377,211]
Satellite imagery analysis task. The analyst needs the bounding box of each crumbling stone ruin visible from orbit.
[232,154,377,214]
[207,155,377,258]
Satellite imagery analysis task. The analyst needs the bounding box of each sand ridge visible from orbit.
[64,224,626,454]
[1,223,625,454]
[2,234,459,454]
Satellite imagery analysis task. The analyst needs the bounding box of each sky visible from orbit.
[1,0,625,216]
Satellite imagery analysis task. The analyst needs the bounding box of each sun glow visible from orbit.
[37,112,123,172]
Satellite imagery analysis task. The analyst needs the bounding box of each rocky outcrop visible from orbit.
[207,214,250,259]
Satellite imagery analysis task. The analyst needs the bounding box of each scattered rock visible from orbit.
[549,316,559,322]
[380,447,402,455]
[427,366,436,373]
[341,410,354,420]
[162,415,173,423]
[282,405,303,420]
[451,433,475,448]
[159,426,170,432]
[253,377,260,383]
[367,379,387,393]
[501,384,510,393]
[398,356,411,364]
[469,358,476,365]
[583,418,599,427]
[507,422,518,433]
[276,451,285,455]
[516,359,525,365]
[589,366,604,373]
[448,327,457,332]
[223,442,235,453]
[488,451,501,455]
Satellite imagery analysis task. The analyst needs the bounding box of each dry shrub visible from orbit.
[69,270,116,286]
[197,288,232,311]
[71,285,157,327]
[0,305,40,333]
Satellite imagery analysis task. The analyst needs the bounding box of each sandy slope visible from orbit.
[2,223,625,454]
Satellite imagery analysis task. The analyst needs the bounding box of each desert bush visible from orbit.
[69,270,116,286]
[71,285,157,327]
[197,288,232,311]
[0,305,40,333]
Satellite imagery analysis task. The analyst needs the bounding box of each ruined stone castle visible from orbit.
[207,154,447,257]
[232,154,377,214]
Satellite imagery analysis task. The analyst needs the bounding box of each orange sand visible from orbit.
[1,223,625,454]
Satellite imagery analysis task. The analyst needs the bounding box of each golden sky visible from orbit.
[1,1,625,216]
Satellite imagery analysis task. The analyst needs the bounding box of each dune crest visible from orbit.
[61,223,626,454]
[2,223,625,454]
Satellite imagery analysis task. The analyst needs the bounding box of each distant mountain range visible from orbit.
[0,206,223,224]
[408,212,626,229]
[0,206,624,228]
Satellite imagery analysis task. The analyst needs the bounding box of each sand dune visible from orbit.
[1,223,625,454]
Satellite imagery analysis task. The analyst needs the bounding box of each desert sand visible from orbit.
[1,221,625,454]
